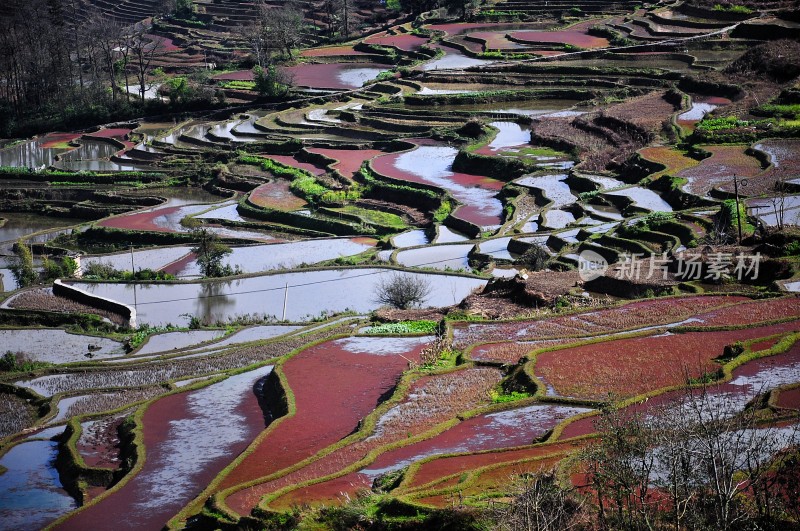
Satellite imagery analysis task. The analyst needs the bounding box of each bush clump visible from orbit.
[365,320,439,335]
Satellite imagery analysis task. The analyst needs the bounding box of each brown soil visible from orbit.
[9,288,128,326]
[77,415,125,469]
[459,270,589,319]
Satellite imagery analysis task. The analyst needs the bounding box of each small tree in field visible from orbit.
[374,273,432,309]
[191,228,233,278]
[10,241,37,287]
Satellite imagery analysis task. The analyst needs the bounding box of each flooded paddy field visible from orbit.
[65,269,486,325]
[1,4,799,528]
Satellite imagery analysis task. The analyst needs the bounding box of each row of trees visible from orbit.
[496,390,800,530]
[238,0,483,66]
[0,0,171,136]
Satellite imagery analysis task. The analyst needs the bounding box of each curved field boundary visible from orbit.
[528,319,800,400]
[448,294,756,348]
[220,364,501,516]
[52,279,136,328]
[46,318,355,531]
[184,334,432,521]
[250,366,507,512]
[427,23,740,71]
[393,331,800,497]
[556,331,800,440]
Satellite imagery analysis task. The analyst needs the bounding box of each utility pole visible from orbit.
[282,282,289,321]
[130,245,138,310]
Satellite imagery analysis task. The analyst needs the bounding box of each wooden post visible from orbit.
[734,173,743,244]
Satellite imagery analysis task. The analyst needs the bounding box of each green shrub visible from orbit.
[0,351,52,372]
[713,3,753,14]
[785,240,800,256]
[434,200,452,223]
[490,389,531,403]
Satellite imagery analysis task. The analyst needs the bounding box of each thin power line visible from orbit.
[130,254,484,307]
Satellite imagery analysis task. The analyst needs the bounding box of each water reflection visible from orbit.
[69,269,487,326]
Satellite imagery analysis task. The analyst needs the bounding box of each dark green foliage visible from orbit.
[82,262,175,281]
[0,351,52,372]
[10,241,37,287]
[518,244,550,271]
[365,320,439,335]
[41,256,78,281]
[253,66,291,98]
[191,228,235,278]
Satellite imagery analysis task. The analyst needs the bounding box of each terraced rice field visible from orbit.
[2,3,800,529]
[678,145,765,196]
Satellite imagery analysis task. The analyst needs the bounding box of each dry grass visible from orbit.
[60,387,167,420]
[452,296,746,348]
[9,288,128,326]
[0,393,37,438]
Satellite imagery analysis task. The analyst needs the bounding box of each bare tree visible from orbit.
[239,1,304,64]
[239,15,269,68]
[585,388,800,531]
[264,2,304,59]
[374,273,432,309]
[493,470,586,531]
[86,14,123,101]
[128,23,165,101]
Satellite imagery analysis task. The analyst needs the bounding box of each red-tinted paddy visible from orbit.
[364,32,429,51]
[689,296,800,327]
[300,45,371,57]
[470,339,573,363]
[358,404,592,481]
[98,204,206,232]
[776,387,800,410]
[89,128,132,139]
[248,366,501,509]
[249,179,307,211]
[281,63,388,90]
[407,440,581,489]
[678,145,764,196]
[508,29,609,49]
[304,147,383,180]
[219,337,430,514]
[56,365,275,531]
[425,22,535,36]
[559,339,800,440]
[452,295,748,347]
[535,320,800,400]
[271,404,590,507]
[39,132,81,149]
[372,144,504,228]
[144,34,180,52]
[469,31,532,50]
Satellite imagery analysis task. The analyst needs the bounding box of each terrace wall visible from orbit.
[53,279,137,328]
